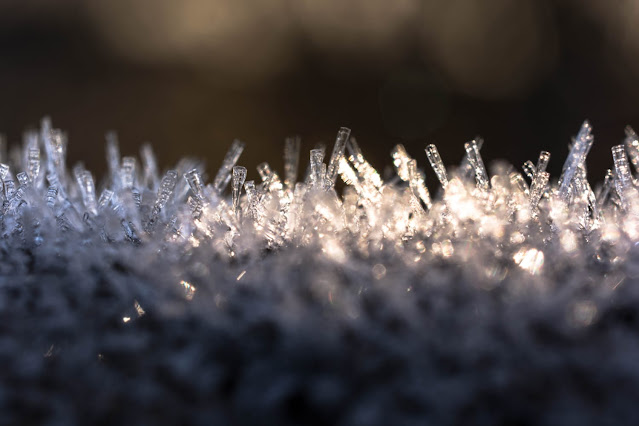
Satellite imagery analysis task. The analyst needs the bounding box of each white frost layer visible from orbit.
[1,118,639,424]
[5,119,636,283]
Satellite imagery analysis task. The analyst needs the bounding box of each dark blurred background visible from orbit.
[0,0,638,184]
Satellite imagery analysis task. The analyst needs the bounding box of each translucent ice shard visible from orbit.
[213,139,245,194]
[45,172,63,200]
[595,169,613,207]
[612,145,632,189]
[140,143,159,187]
[232,166,247,219]
[559,121,594,202]
[7,184,26,212]
[460,136,483,178]
[243,180,259,220]
[98,189,114,210]
[510,171,529,196]
[347,137,365,165]
[184,169,204,199]
[16,172,29,188]
[28,148,40,184]
[121,157,136,190]
[284,136,301,190]
[407,159,432,210]
[528,151,551,210]
[105,131,121,186]
[257,162,282,193]
[4,177,15,199]
[347,137,383,191]
[464,139,489,190]
[43,123,66,174]
[339,156,370,205]
[0,163,9,182]
[338,157,359,187]
[425,144,448,188]
[310,149,325,189]
[536,151,551,175]
[149,170,178,227]
[46,186,58,208]
[612,145,634,208]
[187,196,203,220]
[529,171,549,210]
[74,167,98,215]
[326,127,351,187]
[392,144,411,181]
[121,219,140,244]
[624,126,639,175]
[184,169,205,218]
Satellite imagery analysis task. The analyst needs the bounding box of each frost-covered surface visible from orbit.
[3,119,639,424]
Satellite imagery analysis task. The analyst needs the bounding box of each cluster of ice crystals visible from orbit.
[8,117,639,423]
[3,119,639,286]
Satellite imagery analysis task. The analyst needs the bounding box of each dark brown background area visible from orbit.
[0,0,638,186]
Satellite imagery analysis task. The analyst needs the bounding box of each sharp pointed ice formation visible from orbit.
[529,171,549,210]
[232,166,247,219]
[612,145,635,209]
[148,170,178,229]
[284,136,301,190]
[309,148,325,189]
[625,126,639,175]
[425,144,448,188]
[559,120,594,201]
[464,139,489,190]
[326,127,351,187]
[213,139,245,194]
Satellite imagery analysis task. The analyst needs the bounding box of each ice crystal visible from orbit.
[425,143,449,188]
[283,135,300,190]
[5,117,639,424]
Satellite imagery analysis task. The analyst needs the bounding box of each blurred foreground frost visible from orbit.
[3,118,639,424]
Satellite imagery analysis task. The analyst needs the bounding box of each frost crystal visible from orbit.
[283,135,300,190]
[232,166,247,218]
[213,139,245,193]
[464,139,489,190]
[325,127,351,187]
[5,117,639,424]
[559,120,593,200]
[612,144,634,208]
[309,148,325,188]
[425,143,448,187]
[120,157,136,190]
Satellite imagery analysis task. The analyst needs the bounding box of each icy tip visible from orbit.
[232,166,247,190]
